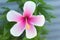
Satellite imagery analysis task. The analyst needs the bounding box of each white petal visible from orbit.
[26,24,37,39]
[29,15,45,26]
[10,22,25,37]
[23,1,36,16]
[7,10,22,22]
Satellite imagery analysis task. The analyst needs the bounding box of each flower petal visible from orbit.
[10,22,25,37]
[23,1,36,16]
[29,15,45,26]
[7,10,22,22]
[26,24,37,39]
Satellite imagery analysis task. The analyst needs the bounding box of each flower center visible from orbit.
[25,16,30,30]
[25,16,28,20]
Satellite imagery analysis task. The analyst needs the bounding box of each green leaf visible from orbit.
[2,22,16,40]
[38,0,46,4]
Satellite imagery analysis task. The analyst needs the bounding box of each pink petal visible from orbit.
[29,15,45,26]
[10,21,25,37]
[26,24,37,39]
[7,10,22,22]
[23,1,36,16]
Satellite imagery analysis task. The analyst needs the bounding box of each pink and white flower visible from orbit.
[7,1,45,39]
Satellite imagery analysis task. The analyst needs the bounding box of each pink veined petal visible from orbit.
[29,15,45,26]
[7,10,22,22]
[23,1,36,16]
[10,21,25,37]
[26,24,37,39]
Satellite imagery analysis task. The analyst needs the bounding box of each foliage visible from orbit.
[0,0,55,40]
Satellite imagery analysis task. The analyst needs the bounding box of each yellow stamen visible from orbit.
[26,23,30,30]
[26,19,30,30]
